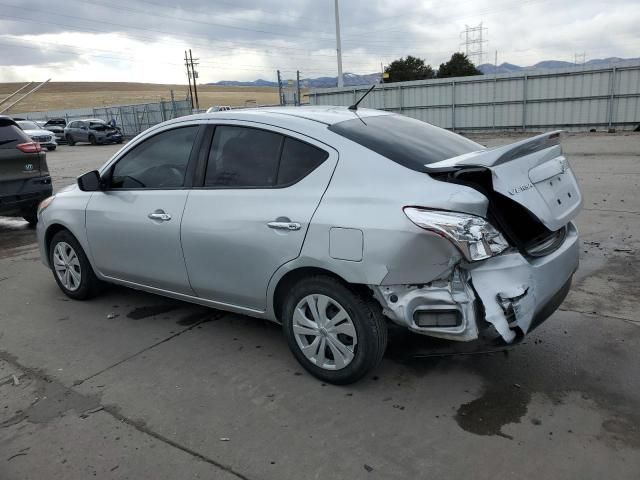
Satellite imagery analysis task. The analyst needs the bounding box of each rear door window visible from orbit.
[277,137,329,185]
[328,114,482,170]
[204,126,329,188]
[204,126,283,187]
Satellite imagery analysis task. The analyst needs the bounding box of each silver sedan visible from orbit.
[36,106,582,384]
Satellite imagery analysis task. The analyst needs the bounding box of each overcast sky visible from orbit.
[0,0,638,83]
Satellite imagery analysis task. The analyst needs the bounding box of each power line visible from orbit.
[67,0,334,39]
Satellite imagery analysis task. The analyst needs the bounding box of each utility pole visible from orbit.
[296,70,301,106]
[277,70,284,105]
[189,49,200,110]
[184,51,194,108]
[334,0,344,88]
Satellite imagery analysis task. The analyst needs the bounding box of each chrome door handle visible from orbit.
[148,211,172,222]
[267,221,301,231]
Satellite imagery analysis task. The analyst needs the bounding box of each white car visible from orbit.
[206,106,232,113]
[16,120,58,151]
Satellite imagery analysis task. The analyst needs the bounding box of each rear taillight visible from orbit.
[16,142,42,153]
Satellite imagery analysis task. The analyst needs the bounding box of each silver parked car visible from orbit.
[36,106,582,384]
[64,119,123,146]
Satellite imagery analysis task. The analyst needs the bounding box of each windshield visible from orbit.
[17,120,40,131]
[328,114,482,170]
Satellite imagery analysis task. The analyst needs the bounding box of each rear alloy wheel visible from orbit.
[49,230,101,300]
[66,135,75,146]
[282,276,387,384]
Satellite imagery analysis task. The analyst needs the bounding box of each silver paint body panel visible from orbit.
[37,106,582,343]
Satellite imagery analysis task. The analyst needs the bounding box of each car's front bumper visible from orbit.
[372,222,580,344]
[95,132,123,144]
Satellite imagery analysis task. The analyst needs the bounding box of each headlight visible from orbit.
[403,207,509,261]
[37,195,55,217]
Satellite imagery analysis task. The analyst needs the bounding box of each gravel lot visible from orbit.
[1,132,639,479]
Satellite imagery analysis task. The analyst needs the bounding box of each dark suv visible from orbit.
[43,118,67,144]
[0,116,52,224]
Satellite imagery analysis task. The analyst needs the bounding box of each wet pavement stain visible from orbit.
[126,304,180,320]
[455,385,531,439]
[0,350,102,428]
[383,317,640,446]
[176,309,214,326]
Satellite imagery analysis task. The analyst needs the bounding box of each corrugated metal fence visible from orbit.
[310,62,640,131]
[21,99,193,136]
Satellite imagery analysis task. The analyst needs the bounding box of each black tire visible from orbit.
[116,139,123,144]
[22,205,38,226]
[282,275,387,385]
[47,146,56,151]
[49,230,102,300]
[66,135,75,146]
[89,135,97,145]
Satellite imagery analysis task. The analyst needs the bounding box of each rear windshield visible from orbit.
[0,124,31,149]
[328,114,482,170]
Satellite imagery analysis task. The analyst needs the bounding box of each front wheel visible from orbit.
[89,135,97,145]
[47,146,56,151]
[66,135,75,146]
[49,230,102,300]
[282,276,387,384]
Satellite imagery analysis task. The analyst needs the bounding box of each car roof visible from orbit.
[186,106,392,127]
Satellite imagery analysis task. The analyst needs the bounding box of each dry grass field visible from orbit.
[0,82,281,114]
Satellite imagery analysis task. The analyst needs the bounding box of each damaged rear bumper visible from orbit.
[372,222,579,343]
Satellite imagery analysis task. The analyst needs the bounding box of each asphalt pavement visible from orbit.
[1,133,639,479]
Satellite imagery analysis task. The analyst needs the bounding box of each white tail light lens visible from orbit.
[403,208,509,261]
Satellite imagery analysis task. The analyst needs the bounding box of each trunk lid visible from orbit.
[426,131,582,232]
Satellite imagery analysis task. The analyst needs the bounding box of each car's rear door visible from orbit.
[180,122,337,311]
[85,124,203,294]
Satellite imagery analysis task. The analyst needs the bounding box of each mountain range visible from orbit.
[208,57,639,88]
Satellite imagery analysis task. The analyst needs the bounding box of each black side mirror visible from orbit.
[78,170,102,191]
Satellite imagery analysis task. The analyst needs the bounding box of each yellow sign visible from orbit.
[383,72,389,79]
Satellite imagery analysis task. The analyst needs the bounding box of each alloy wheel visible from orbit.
[292,294,358,370]
[53,241,82,291]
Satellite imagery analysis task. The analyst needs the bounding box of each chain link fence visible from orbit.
[20,99,193,137]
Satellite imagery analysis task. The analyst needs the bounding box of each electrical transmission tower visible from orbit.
[573,53,586,66]
[461,23,488,65]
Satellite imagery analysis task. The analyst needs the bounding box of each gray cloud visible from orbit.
[0,0,638,82]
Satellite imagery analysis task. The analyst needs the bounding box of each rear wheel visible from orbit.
[22,205,38,226]
[66,135,75,146]
[49,230,101,300]
[282,275,387,384]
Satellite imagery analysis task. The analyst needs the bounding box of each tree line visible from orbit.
[383,52,482,83]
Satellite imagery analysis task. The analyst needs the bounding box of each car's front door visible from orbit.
[85,124,201,294]
[180,123,337,311]
[75,121,88,142]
